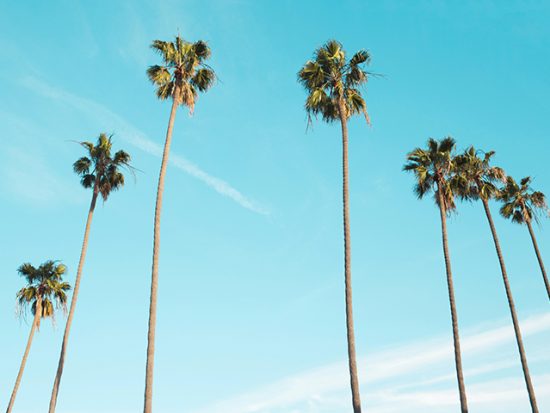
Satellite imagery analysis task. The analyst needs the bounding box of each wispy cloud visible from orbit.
[20,76,269,215]
[192,312,550,413]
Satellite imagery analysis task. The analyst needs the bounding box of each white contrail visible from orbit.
[20,76,269,215]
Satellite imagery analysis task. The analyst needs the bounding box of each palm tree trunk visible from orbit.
[525,219,550,300]
[144,89,181,413]
[437,186,468,413]
[338,101,362,413]
[48,185,99,413]
[5,298,42,413]
[481,198,539,412]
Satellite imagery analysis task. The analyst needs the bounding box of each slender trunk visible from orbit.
[338,101,362,413]
[5,298,42,413]
[436,186,468,413]
[481,198,539,412]
[525,219,550,300]
[144,89,181,413]
[48,185,99,413]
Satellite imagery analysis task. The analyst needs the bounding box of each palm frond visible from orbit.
[151,40,177,65]
[147,65,171,86]
[191,68,215,92]
[349,50,371,66]
[192,40,211,60]
[73,157,91,175]
[155,81,175,100]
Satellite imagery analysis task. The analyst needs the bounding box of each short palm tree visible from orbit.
[498,176,549,300]
[6,261,70,413]
[403,137,468,413]
[48,134,131,412]
[144,34,215,413]
[453,148,539,412]
[298,39,372,413]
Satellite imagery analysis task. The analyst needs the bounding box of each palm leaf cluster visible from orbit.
[499,176,548,224]
[298,39,371,124]
[403,137,457,212]
[452,146,506,201]
[73,133,132,200]
[16,261,70,327]
[146,35,215,113]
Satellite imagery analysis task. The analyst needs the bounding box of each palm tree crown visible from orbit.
[403,137,457,211]
[73,133,132,200]
[298,39,371,124]
[16,261,70,327]
[146,35,215,113]
[498,176,548,224]
[452,146,506,201]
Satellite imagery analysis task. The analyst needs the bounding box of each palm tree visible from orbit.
[453,148,539,412]
[6,261,70,413]
[298,40,372,413]
[498,176,549,300]
[48,134,131,412]
[403,137,468,413]
[144,34,215,413]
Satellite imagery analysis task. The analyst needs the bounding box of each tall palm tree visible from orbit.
[403,137,468,413]
[144,34,215,413]
[48,134,131,412]
[298,39,372,413]
[453,148,539,412]
[6,261,70,413]
[498,176,549,300]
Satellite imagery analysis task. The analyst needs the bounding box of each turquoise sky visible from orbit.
[1,1,549,412]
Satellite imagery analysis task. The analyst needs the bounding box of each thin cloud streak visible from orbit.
[192,312,550,413]
[20,76,269,215]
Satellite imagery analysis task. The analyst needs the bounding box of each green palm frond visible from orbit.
[80,174,95,188]
[80,141,94,155]
[190,68,215,92]
[73,157,91,175]
[147,65,172,86]
[113,150,131,166]
[155,82,175,100]
[151,40,177,65]
[192,40,211,60]
[349,50,371,66]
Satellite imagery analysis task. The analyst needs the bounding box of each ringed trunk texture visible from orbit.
[481,199,539,412]
[339,101,362,413]
[437,186,468,413]
[525,219,550,300]
[5,298,42,413]
[144,89,180,413]
[48,186,99,413]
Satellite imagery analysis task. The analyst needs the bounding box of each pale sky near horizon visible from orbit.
[1,1,549,412]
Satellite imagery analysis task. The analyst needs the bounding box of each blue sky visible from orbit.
[1,1,549,412]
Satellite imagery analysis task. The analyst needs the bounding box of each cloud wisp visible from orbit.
[20,76,269,215]
[192,312,550,413]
